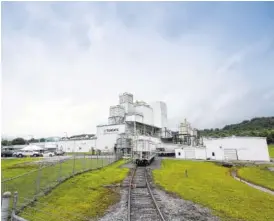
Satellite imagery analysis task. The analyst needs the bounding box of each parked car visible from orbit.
[13,150,43,158]
[42,151,55,157]
[1,149,14,157]
[54,150,65,156]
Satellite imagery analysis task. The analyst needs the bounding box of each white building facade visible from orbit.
[31,139,97,152]
[175,136,270,162]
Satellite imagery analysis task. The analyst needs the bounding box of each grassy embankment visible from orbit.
[20,160,129,221]
[1,158,41,179]
[235,144,274,191]
[237,164,274,191]
[153,160,274,221]
[269,144,274,158]
[2,157,108,204]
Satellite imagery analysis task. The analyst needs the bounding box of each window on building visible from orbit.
[178,152,181,156]
[212,152,215,157]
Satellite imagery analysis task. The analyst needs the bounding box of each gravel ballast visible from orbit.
[98,167,220,221]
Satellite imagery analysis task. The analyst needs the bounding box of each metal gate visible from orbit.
[184,148,196,159]
[224,149,238,160]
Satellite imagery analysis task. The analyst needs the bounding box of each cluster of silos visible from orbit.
[179,119,199,146]
[108,105,125,124]
[119,92,134,113]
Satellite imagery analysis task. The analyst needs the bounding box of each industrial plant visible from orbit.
[4,92,271,162]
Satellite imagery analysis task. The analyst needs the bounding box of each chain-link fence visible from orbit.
[2,191,95,221]
[1,152,122,220]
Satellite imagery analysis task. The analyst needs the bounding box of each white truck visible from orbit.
[13,150,42,158]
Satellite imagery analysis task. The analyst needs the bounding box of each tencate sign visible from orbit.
[104,128,119,134]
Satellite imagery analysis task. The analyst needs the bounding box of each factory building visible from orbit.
[21,91,270,162]
[95,92,167,154]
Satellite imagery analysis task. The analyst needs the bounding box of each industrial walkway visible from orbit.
[231,171,274,196]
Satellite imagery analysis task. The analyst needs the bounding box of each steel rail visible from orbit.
[145,168,166,221]
[127,166,137,221]
[128,166,165,221]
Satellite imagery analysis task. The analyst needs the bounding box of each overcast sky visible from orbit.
[2,2,274,138]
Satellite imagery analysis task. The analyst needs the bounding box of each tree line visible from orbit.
[1,137,46,146]
[199,116,274,144]
[1,133,96,147]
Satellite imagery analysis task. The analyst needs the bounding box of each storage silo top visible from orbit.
[110,105,125,109]
[119,92,133,97]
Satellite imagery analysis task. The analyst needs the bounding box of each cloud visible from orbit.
[2,2,274,137]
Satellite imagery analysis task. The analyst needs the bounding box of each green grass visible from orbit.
[237,165,274,191]
[1,158,41,179]
[19,160,129,221]
[2,157,109,208]
[153,160,274,221]
[66,152,93,155]
[269,144,274,158]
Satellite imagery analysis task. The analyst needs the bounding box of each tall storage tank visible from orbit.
[180,119,190,135]
[149,101,167,128]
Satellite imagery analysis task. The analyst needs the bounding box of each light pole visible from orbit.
[64,132,68,152]
[28,135,33,145]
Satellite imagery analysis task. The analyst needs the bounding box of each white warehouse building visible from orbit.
[175,136,270,162]
[31,139,97,153]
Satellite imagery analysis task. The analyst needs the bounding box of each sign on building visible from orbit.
[104,128,119,134]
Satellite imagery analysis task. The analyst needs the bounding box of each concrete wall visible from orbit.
[96,124,126,151]
[203,137,270,161]
[195,148,207,159]
[175,147,207,160]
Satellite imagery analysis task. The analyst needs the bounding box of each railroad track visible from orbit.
[128,166,165,221]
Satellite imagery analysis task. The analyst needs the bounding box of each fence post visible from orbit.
[97,153,98,169]
[11,191,18,220]
[72,154,76,175]
[36,166,42,195]
[1,191,11,221]
[89,154,93,169]
[82,153,85,171]
[58,159,62,183]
